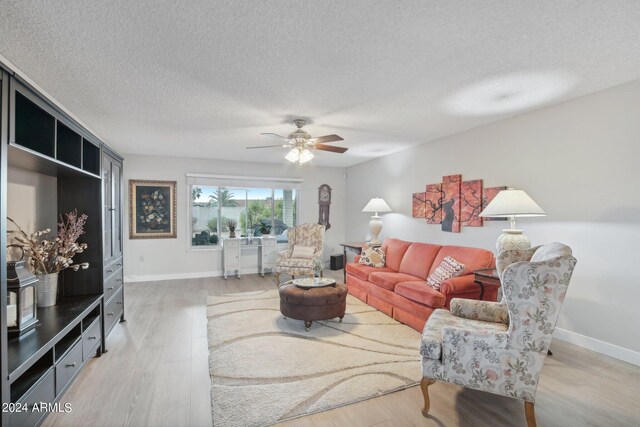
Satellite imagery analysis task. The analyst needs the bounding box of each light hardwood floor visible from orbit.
[44,272,640,427]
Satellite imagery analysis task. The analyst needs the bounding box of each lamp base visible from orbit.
[368,215,383,245]
[496,229,531,253]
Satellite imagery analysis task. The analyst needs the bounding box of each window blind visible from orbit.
[186,173,303,190]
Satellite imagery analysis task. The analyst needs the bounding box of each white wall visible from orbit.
[7,167,57,240]
[345,79,640,364]
[123,155,346,280]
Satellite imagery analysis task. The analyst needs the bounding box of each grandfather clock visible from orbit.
[318,184,332,230]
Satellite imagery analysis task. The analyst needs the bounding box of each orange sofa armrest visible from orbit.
[354,255,361,263]
[439,274,476,295]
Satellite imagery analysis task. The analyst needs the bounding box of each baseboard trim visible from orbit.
[553,327,640,366]
[125,270,223,283]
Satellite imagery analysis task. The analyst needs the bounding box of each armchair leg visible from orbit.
[524,401,537,427]
[275,273,280,287]
[420,377,436,417]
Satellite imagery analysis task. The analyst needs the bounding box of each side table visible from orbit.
[339,242,381,282]
[473,268,500,300]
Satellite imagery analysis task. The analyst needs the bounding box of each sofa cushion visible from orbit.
[346,263,392,281]
[291,245,316,259]
[369,272,421,291]
[359,244,386,267]
[395,281,446,308]
[429,245,494,276]
[381,238,412,272]
[398,242,442,279]
[420,308,508,360]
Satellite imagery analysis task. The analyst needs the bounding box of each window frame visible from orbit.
[187,183,300,251]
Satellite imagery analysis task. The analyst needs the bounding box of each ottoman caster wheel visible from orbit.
[339,316,343,323]
[304,320,312,331]
[283,316,287,320]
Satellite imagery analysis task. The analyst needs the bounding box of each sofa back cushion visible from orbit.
[381,238,412,271]
[429,245,494,276]
[398,242,442,279]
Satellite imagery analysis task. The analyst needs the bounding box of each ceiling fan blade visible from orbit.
[260,132,289,140]
[246,144,287,149]
[315,144,348,154]
[313,134,344,144]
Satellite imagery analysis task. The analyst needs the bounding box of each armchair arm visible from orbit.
[450,298,509,324]
[442,326,508,350]
[277,249,290,262]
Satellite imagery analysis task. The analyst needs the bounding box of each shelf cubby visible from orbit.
[9,351,53,403]
[82,138,100,175]
[54,325,82,362]
[56,121,82,168]
[14,91,55,158]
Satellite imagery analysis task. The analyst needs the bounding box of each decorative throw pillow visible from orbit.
[426,256,465,290]
[291,245,316,259]
[359,244,386,268]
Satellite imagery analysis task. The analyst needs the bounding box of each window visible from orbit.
[189,177,299,247]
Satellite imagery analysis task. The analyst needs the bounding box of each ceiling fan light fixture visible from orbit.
[285,148,300,163]
[253,119,345,165]
[285,147,314,165]
[299,148,314,164]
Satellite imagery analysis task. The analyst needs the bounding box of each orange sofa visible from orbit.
[346,238,497,332]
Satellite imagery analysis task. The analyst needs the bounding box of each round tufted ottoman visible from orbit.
[278,283,348,331]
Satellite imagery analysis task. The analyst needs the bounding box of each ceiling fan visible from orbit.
[246,119,347,165]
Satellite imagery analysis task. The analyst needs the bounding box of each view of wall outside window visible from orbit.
[191,186,297,247]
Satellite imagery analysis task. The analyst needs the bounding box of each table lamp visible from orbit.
[362,197,392,244]
[479,188,546,253]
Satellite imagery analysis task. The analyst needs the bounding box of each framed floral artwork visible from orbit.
[129,180,177,239]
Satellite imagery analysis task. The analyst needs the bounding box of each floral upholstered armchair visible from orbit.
[419,242,577,427]
[275,223,325,285]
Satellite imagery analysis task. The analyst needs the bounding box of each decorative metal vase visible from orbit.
[36,272,59,307]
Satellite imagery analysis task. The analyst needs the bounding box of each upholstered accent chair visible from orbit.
[275,223,325,286]
[419,242,577,427]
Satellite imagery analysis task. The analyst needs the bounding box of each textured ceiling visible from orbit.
[1,1,640,167]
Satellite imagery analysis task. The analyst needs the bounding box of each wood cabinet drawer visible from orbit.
[8,368,55,427]
[55,340,83,395]
[105,287,124,334]
[82,318,101,361]
[104,269,123,302]
[104,258,123,279]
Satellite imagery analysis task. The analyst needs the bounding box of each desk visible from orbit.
[339,242,380,282]
[473,268,500,300]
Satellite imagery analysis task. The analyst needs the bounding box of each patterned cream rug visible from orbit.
[206,289,421,427]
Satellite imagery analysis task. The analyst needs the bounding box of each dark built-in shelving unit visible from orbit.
[1,67,124,427]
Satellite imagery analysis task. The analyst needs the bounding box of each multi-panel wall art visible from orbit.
[411,176,506,232]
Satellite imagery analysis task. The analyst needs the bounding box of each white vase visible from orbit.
[36,272,59,307]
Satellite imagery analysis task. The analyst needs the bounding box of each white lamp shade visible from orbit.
[298,148,314,164]
[362,198,392,213]
[285,148,299,163]
[480,188,546,218]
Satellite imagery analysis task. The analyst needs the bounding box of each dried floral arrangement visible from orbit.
[8,210,90,275]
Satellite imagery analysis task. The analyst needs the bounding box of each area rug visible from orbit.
[206,289,421,427]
